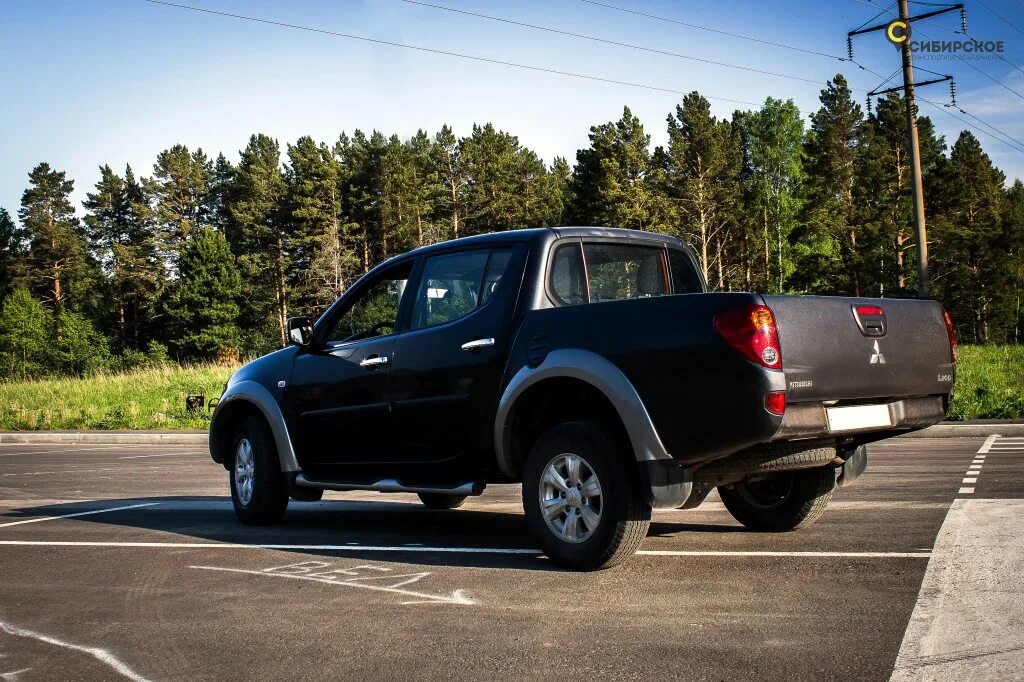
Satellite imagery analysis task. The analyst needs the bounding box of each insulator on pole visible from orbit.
[960,7,967,33]
[847,36,853,60]
[866,94,873,115]
[950,79,957,107]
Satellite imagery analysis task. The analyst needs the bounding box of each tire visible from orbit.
[229,415,289,525]
[719,466,835,532]
[522,420,651,571]
[417,493,468,509]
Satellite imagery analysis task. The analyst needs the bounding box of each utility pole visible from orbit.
[848,2,963,299]
[898,0,929,298]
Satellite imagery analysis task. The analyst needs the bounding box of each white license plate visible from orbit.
[826,404,892,432]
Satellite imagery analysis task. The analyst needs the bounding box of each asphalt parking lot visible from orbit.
[0,436,1021,681]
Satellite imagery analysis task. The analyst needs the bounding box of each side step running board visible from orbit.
[294,474,484,497]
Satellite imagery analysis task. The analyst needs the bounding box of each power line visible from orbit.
[139,0,760,107]
[399,0,830,86]
[975,0,1024,38]
[575,0,846,60]
[856,59,1024,153]
[854,0,1024,101]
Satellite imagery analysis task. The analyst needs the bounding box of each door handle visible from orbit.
[461,338,496,351]
[359,355,389,368]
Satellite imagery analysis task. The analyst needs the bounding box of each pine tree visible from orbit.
[229,135,290,351]
[84,165,162,349]
[18,163,97,338]
[433,125,467,241]
[0,208,23,302]
[663,92,741,288]
[931,131,1007,342]
[288,135,356,314]
[570,106,667,231]
[459,123,553,234]
[162,227,242,360]
[796,75,863,294]
[145,145,215,269]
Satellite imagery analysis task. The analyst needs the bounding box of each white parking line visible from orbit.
[0,621,151,682]
[978,435,998,453]
[958,487,974,494]
[0,503,159,528]
[0,540,931,558]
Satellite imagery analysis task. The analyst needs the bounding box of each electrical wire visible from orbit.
[575,0,846,60]
[399,0,830,86]
[139,0,760,106]
[975,0,1024,38]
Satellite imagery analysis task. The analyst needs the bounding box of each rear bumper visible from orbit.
[772,395,947,441]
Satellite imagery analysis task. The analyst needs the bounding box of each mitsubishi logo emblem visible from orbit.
[870,340,886,365]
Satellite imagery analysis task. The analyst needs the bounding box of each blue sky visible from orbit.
[1,0,1023,215]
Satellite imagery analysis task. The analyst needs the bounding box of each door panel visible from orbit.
[288,261,413,467]
[390,246,524,462]
[290,337,396,465]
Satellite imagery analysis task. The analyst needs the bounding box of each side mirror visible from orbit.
[287,316,313,346]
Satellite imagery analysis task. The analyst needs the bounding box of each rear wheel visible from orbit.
[522,420,651,570]
[418,493,467,509]
[230,416,288,525]
[719,466,835,532]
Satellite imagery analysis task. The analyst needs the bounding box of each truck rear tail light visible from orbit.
[943,310,957,363]
[764,391,786,415]
[855,305,885,316]
[714,304,782,369]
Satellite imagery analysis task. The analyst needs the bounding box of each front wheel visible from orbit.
[230,416,289,525]
[522,420,651,571]
[719,466,835,532]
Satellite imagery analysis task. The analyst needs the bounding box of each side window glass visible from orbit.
[583,243,669,302]
[550,243,586,305]
[412,250,490,330]
[480,249,513,305]
[327,264,410,344]
[669,248,704,293]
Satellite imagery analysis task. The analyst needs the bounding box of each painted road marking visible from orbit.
[0,540,931,558]
[978,435,998,453]
[963,477,977,484]
[191,560,474,606]
[958,487,974,494]
[891,499,1024,680]
[0,503,159,528]
[0,621,151,682]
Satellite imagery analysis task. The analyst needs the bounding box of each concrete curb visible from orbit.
[899,423,1024,438]
[0,431,208,445]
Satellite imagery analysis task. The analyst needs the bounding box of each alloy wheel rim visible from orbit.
[234,438,255,506]
[539,452,603,544]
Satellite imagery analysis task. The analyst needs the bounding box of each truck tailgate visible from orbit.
[762,295,954,403]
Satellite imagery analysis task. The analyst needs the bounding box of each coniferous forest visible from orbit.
[2,74,1022,379]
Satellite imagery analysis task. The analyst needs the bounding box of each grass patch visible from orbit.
[0,364,235,430]
[0,345,1019,430]
[948,345,1024,420]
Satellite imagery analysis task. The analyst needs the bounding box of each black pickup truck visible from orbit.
[209,227,956,569]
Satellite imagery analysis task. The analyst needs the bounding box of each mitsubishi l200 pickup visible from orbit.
[209,227,956,570]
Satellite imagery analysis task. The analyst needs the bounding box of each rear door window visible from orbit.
[583,243,670,302]
[668,248,704,294]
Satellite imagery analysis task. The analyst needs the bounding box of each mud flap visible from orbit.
[837,445,868,488]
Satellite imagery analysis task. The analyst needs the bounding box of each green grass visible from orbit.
[948,345,1024,420]
[0,364,235,430]
[0,344,1019,430]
